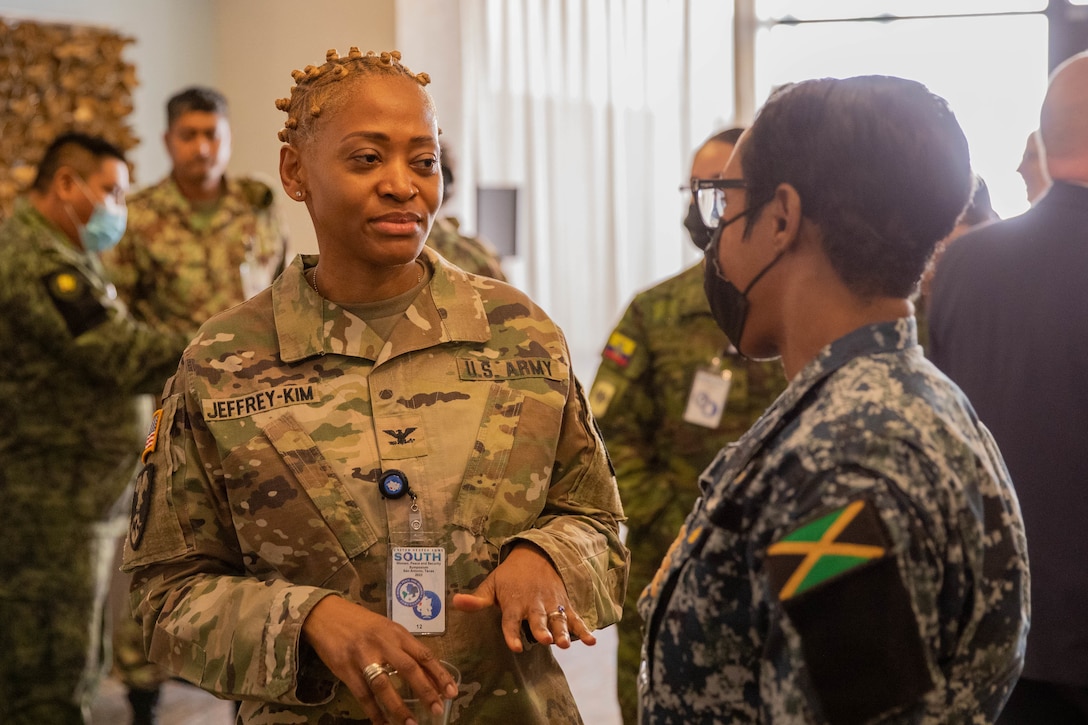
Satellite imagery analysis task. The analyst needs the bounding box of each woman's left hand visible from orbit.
[451,542,597,652]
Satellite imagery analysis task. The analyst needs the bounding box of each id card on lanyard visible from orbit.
[390,545,446,635]
[381,470,447,634]
[683,354,732,429]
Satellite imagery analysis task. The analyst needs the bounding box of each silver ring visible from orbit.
[546,605,567,620]
[362,662,397,687]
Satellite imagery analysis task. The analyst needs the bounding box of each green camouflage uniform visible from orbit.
[103,174,289,342]
[0,199,188,724]
[424,216,507,281]
[587,262,786,723]
[122,249,628,724]
[102,174,288,695]
[639,318,1029,723]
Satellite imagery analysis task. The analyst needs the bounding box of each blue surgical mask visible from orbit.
[80,202,127,253]
[69,176,127,253]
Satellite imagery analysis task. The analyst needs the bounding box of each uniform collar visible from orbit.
[13,197,94,263]
[274,246,491,364]
[144,175,256,227]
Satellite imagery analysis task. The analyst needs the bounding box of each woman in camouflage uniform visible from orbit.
[123,48,627,724]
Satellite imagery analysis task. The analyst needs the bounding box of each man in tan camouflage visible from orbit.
[589,128,786,724]
[102,86,289,723]
[104,86,288,343]
[0,133,187,724]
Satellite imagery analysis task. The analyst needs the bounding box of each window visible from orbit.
[751,1,1049,217]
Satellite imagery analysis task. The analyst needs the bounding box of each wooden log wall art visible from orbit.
[0,16,138,221]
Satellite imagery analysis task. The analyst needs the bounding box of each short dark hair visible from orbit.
[32,132,126,193]
[707,127,745,147]
[741,76,972,299]
[167,86,229,127]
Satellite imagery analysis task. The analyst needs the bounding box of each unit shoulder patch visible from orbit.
[602,330,637,368]
[42,265,109,337]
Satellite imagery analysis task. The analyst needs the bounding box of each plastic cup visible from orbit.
[384,660,460,725]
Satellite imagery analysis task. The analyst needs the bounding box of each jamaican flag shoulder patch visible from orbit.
[763,497,935,723]
[766,498,889,601]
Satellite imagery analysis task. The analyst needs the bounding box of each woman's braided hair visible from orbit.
[275,48,431,145]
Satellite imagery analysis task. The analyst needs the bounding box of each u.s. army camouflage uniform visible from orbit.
[425,216,507,281]
[103,174,288,342]
[639,318,1029,724]
[588,262,786,723]
[0,199,189,724]
[103,173,288,697]
[123,248,628,724]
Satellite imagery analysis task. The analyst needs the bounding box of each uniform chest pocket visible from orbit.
[451,384,563,540]
[226,413,379,580]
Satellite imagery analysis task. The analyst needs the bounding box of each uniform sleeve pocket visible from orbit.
[123,393,193,568]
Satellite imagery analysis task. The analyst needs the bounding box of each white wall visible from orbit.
[395,0,468,219]
[213,0,396,256]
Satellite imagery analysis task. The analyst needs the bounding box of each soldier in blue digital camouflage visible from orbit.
[122,48,627,724]
[589,128,786,724]
[639,76,1029,723]
[0,133,188,724]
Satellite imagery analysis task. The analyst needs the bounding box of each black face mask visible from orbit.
[684,200,713,251]
[703,210,785,357]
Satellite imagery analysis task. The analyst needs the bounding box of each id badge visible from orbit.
[389,546,446,635]
[683,368,732,429]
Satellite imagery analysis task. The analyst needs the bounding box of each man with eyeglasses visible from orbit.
[0,133,188,723]
[588,128,786,724]
[638,77,1027,723]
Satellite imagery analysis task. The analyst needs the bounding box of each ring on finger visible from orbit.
[546,604,567,621]
[363,661,397,687]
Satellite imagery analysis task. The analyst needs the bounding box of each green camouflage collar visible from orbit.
[275,247,490,364]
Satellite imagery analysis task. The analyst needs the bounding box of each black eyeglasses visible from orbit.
[681,178,748,229]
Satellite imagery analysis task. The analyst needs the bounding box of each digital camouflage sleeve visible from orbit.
[639,319,1029,724]
[589,262,786,723]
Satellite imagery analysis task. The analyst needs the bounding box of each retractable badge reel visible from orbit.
[381,468,446,634]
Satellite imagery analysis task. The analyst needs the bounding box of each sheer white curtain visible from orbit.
[454,0,735,380]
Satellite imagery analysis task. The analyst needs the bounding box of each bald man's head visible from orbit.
[1040,51,1088,181]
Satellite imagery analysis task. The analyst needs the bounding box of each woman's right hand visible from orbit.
[302,595,458,724]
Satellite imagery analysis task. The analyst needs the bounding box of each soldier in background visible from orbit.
[102,86,288,724]
[104,86,288,343]
[588,128,787,724]
[424,146,507,280]
[0,133,187,724]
